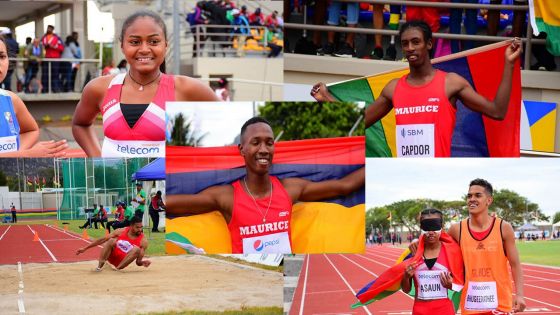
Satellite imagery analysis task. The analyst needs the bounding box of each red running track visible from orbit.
[0,224,102,265]
[290,245,560,315]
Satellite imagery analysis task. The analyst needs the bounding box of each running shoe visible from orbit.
[333,43,356,58]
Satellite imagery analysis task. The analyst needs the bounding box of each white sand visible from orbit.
[0,255,282,315]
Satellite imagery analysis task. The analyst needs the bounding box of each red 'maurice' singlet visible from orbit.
[228,176,293,254]
[393,70,456,157]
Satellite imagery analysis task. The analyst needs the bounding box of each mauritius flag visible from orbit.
[352,232,464,309]
[529,0,560,56]
[166,136,365,254]
[328,41,521,157]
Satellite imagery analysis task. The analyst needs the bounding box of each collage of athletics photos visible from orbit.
[0,0,559,315]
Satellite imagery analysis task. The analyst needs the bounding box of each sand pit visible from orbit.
[0,255,283,315]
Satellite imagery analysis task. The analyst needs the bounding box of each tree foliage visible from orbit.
[366,188,548,235]
[553,211,560,224]
[488,189,548,225]
[258,102,365,140]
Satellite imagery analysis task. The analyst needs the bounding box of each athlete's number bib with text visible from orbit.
[396,124,434,157]
[417,270,448,300]
[465,281,498,311]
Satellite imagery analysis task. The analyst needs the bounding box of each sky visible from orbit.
[12,1,114,46]
[366,158,559,218]
[167,102,259,147]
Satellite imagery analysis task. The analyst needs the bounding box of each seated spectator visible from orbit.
[249,8,265,26]
[265,10,280,29]
[95,205,108,229]
[79,204,97,229]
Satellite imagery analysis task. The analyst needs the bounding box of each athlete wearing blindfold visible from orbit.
[402,208,463,315]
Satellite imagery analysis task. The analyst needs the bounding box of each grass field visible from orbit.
[144,307,283,315]
[516,240,560,267]
[7,219,165,256]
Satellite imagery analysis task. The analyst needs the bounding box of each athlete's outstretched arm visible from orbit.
[72,77,107,157]
[76,228,121,255]
[365,79,397,129]
[282,167,365,203]
[502,221,526,312]
[166,185,233,220]
[451,38,522,120]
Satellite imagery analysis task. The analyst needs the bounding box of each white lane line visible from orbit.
[45,224,103,248]
[525,283,560,294]
[0,225,11,240]
[525,274,560,284]
[324,254,373,315]
[298,254,310,315]
[523,295,560,309]
[26,225,57,262]
[17,262,25,314]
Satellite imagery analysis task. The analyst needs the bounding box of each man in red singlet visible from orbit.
[76,215,151,271]
[311,20,522,157]
[166,117,365,254]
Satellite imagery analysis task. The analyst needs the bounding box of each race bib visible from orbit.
[0,135,18,153]
[116,239,134,254]
[102,138,165,157]
[242,232,292,254]
[465,281,498,311]
[416,270,448,300]
[396,124,434,157]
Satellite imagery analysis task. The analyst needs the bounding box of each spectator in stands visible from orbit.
[101,60,118,76]
[61,35,80,92]
[265,10,280,29]
[406,1,442,33]
[23,38,42,93]
[370,4,386,60]
[240,5,248,17]
[215,77,230,101]
[231,8,250,57]
[149,191,165,232]
[0,29,18,91]
[249,7,265,26]
[70,31,82,93]
[187,2,208,58]
[41,25,64,93]
[218,0,236,10]
[449,0,479,53]
[317,2,359,58]
[265,25,283,58]
[116,59,127,73]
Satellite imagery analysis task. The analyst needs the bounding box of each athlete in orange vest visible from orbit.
[450,179,525,314]
[166,117,365,254]
[310,20,522,157]
[76,215,151,271]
